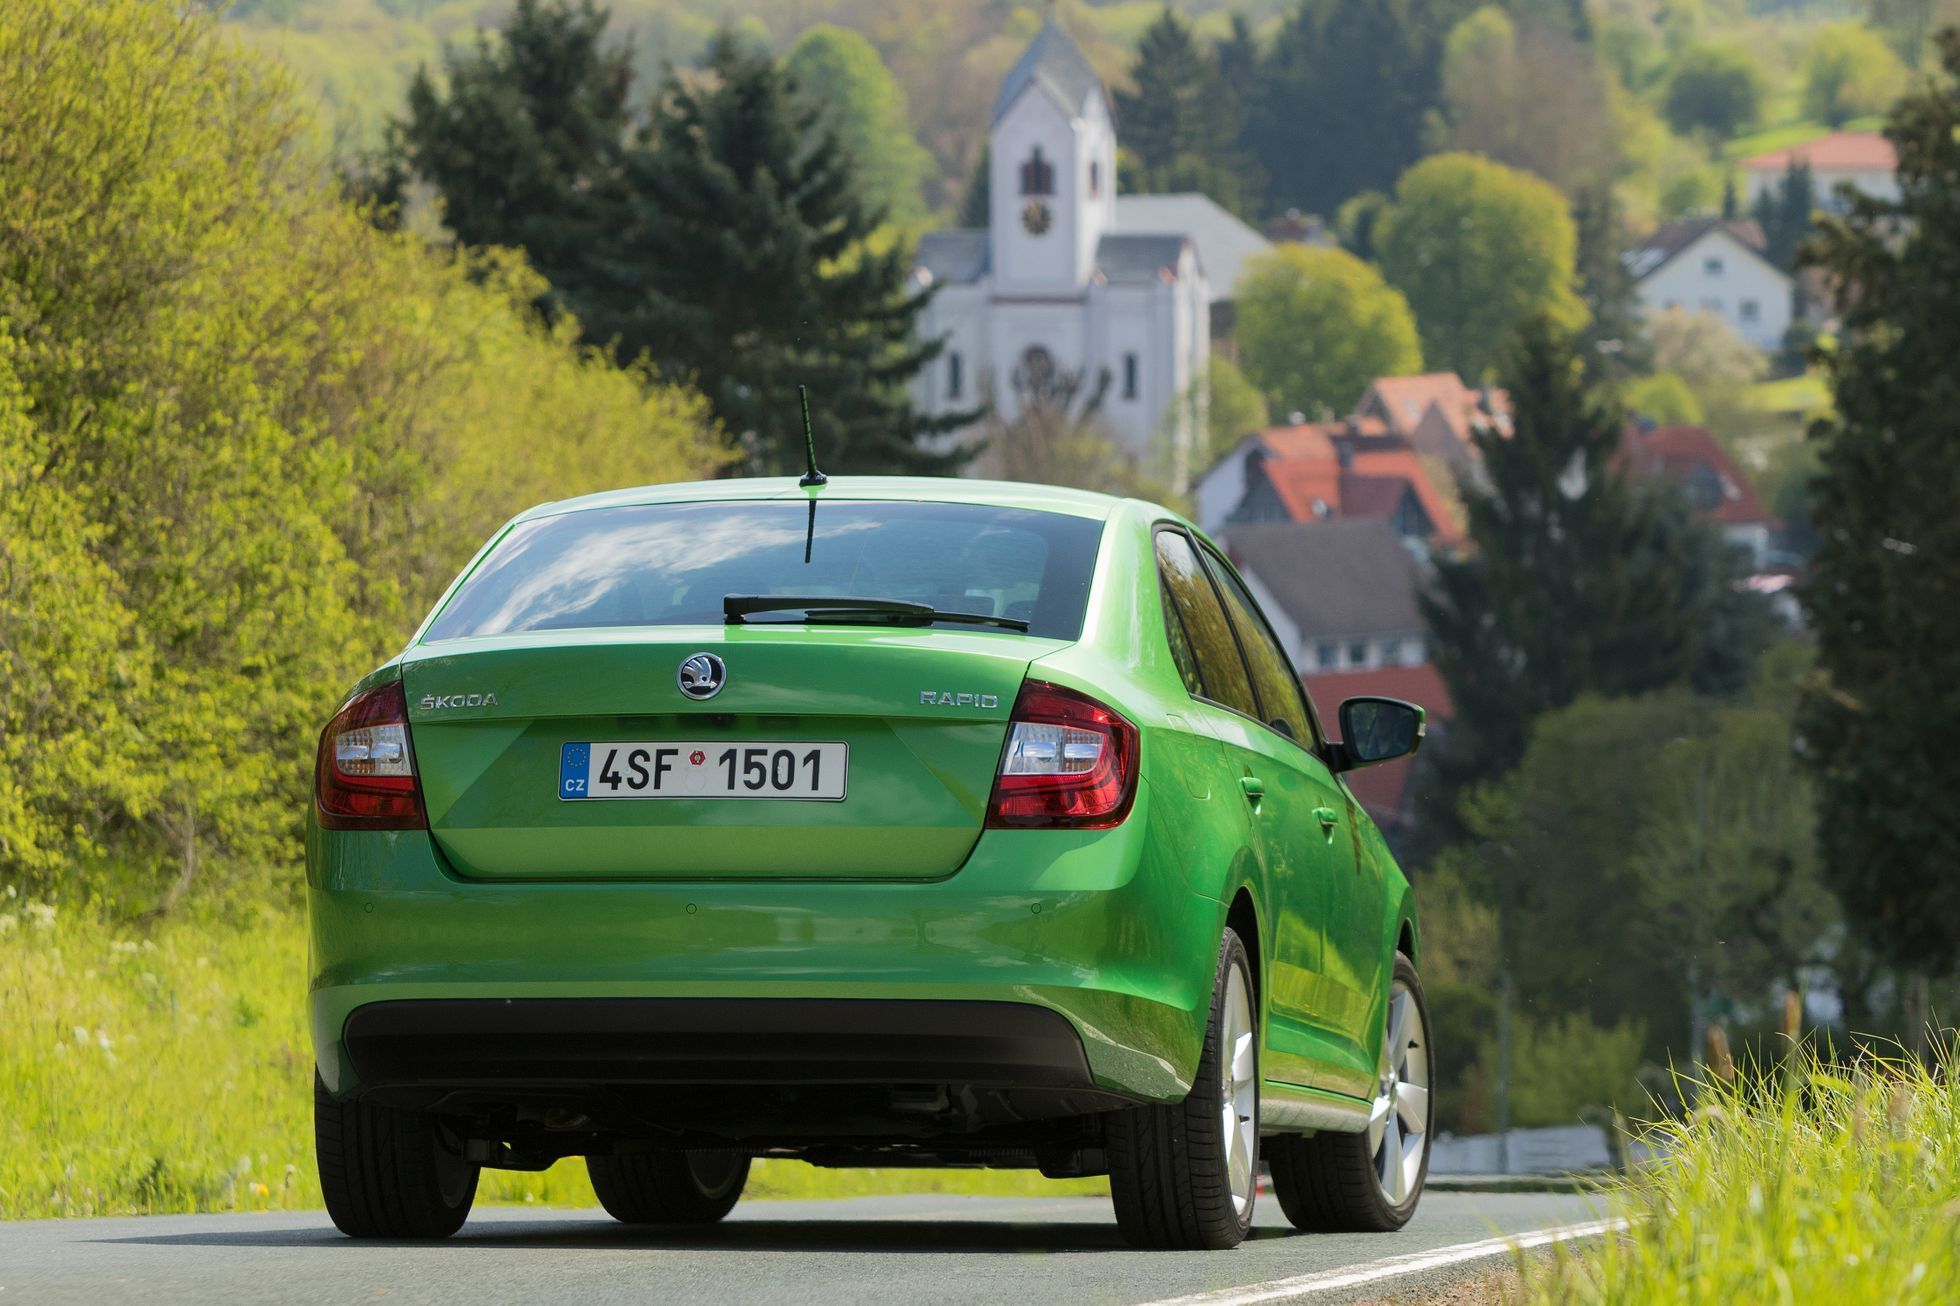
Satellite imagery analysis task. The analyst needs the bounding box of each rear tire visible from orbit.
[1268,952,1431,1232]
[586,1150,750,1225]
[315,1071,479,1239]
[1107,927,1259,1250]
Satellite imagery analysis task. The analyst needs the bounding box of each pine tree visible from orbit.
[1418,319,1772,835]
[1752,160,1816,269]
[597,34,971,475]
[389,0,631,319]
[1799,30,1960,988]
[1571,183,1653,382]
[1113,8,1258,215]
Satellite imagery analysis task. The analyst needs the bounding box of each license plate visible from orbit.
[559,741,848,801]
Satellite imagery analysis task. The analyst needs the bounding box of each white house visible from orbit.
[1739,131,1899,213]
[1624,218,1793,352]
[912,22,1243,488]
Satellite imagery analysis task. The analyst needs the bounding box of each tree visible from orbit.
[957,143,990,228]
[1431,7,1617,196]
[1664,43,1766,139]
[1248,0,1477,218]
[1799,29,1960,992]
[388,0,631,320]
[1377,153,1587,380]
[786,25,933,228]
[1418,319,1772,822]
[1572,182,1654,381]
[1623,372,1704,425]
[974,354,1173,501]
[1751,159,1816,270]
[1802,23,1910,128]
[1646,306,1763,392]
[1236,246,1423,416]
[1200,356,1270,470]
[1113,8,1258,215]
[599,34,969,475]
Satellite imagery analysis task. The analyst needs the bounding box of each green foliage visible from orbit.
[1624,372,1706,424]
[0,0,721,908]
[1432,6,1617,196]
[1200,355,1270,469]
[1377,153,1586,380]
[1248,0,1478,219]
[1418,319,1774,833]
[1751,158,1817,269]
[1572,183,1655,381]
[1801,22,1910,127]
[1235,245,1423,417]
[787,24,934,228]
[1799,30,1960,980]
[1664,42,1768,138]
[1529,1044,1960,1301]
[1113,7,1259,215]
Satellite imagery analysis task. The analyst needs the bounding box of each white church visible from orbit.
[911,21,1270,489]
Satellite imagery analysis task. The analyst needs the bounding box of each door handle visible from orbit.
[1313,805,1340,831]
[1239,776,1265,805]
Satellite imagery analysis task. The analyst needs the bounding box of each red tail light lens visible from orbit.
[315,681,426,830]
[985,681,1139,829]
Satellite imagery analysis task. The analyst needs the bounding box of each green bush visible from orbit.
[0,0,724,913]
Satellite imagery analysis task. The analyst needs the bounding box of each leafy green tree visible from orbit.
[1377,153,1586,380]
[1200,356,1270,469]
[1249,0,1477,218]
[388,0,631,319]
[1663,43,1766,139]
[1799,30,1960,992]
[786,24,933,228]
[1622,373,1704,425]
[1236,245,1423,417]
[601,34,968,475]
[1751,159,1817,270]
[1334,189,1390,261]
[1418,319,1772,826]
[1802,23,1910,127]
[1113,7,1257,214]
[1432,6,1616,196]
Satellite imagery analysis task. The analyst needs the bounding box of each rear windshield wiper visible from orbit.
[723,594,1030,632]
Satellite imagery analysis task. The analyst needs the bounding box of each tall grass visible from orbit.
[1527,1042,1960,1301]
[0,892,1102,1219]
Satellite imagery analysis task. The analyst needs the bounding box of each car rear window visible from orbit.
[423,499,1105,642]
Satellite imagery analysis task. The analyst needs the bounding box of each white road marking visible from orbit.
[1136,1218,1628,1305]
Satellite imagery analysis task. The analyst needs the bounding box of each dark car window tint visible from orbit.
[425,501,1104,642]
[1202,546,1318,746]
[1159,578,1207,698]
[1155,530,1258,718]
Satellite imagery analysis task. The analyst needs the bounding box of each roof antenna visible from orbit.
[798,385,827,488]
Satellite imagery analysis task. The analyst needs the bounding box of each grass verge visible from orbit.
[1520,1044,1959,1301]
[0,892,1105,1219]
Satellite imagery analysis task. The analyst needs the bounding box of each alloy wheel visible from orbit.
[1366,979,1430,1206]
[1220,961,1259,1217]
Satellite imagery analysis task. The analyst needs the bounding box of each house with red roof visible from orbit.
[1618,423,1779,567]
[1304,663,1453,839]
[1739,131,1898,212]
[1353,373,1509,481]
[1193,416,1466,548]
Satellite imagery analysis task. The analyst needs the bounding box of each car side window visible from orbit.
[1154,530,1259,719]
[1200,544,1320,747]
[1158,578,1207,698]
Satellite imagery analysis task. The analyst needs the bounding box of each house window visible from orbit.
[1123,352,1139,400]
[1704,255,1725,276]
[1020,146,1054,197]
[947,351,964,400]
[1700,297,1722,312]
[1739,298,1760,323]
[1089,160,1101,197]
[1347,640,1369,667]
[1379,637,1403,665]
[1316,641,1339,669]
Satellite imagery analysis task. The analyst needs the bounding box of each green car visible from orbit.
[308,477,1432,1250]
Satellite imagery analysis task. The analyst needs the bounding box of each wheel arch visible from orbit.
[1225,886,1263,1008]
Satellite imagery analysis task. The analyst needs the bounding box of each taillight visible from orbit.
[985,680,1139,830]
[315,681,426,830]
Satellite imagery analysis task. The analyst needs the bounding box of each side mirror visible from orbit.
[1331,697,1425,773]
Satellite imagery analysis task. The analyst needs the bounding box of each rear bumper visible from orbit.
[307,778,1222,1106]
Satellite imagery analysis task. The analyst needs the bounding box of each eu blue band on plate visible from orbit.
[559,742,591,800]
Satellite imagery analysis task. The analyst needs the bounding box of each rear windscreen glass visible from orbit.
[422,500,1105,642]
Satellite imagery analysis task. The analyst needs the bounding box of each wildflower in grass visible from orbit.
[0,913,16,935]
[24,902,55,930]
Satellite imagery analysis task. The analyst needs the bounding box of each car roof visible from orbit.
[519,476,1138,523]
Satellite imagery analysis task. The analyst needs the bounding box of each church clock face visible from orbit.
[1020,200,1054,236]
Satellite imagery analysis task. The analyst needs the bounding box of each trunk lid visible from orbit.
[401,627,1055,881]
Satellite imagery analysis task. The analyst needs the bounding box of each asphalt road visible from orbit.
[0,1189,1608,1305]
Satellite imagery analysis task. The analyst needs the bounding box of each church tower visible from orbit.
[988,22,1116,297]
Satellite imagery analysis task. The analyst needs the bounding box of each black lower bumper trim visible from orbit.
[342,997,1097,1092]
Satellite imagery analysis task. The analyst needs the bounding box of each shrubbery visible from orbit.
[0,0,725,914]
